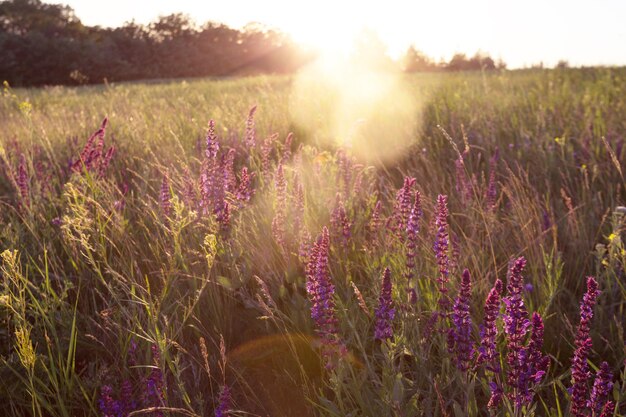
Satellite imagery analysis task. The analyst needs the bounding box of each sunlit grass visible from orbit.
[0,68,625,416]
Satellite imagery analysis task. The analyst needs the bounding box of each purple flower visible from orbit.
[143,345,165,416]
[280,132,293,164]
[374,267,395,341]
[433,194,451,313]
[71,118,114,178]
[222,148,236,193]
[120,379,136,416]
[588,362,613,416]
[99,385,121,417]
[598,401,615,417]
[206,120,219,159]
[390,177,415,238]
[305,227,341,365]
[478,279,503,371]
[98,146,115,178]
[72,117,107,173]
[570,276,600,417]
[215,385,231,417]
[235,166,255,204]
[478,279,503,409]
[517,312,550,405]
[330,194,351,246]
[448,269,473,371]
[502,257,531,409]
[369,200,383,237]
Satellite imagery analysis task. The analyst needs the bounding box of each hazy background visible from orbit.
[50,0,626,68]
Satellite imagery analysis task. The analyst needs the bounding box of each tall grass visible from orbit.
[0,68,625,416]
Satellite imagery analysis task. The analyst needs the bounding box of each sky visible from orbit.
[45,0,626,68]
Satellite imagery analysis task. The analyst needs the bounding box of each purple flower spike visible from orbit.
[570,276,599,417]
[205,120,219,159]
[503,257,531,408]
[518,312,550,405]
[143,345,165,416]
[433,194,451,313]
[235,166,255,204]
[598,401,615,417]
[330,194,351,246]
[374,267,395,341]
[305,227,342,365]
[478,279,502,373]
[369,200,383,237]
[588,362,613,416]
[99,385,121,417]
[448,268,473,371]
[405,190,422,287]
[390,176,415,239]
[215,385,231,417]
[480,279,504,410]
[120,379,137,416]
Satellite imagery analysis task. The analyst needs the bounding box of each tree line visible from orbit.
[0,0,507,87]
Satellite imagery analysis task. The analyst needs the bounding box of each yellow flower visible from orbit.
[18,101,32,116]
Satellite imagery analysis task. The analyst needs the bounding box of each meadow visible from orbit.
[0,67,625,416]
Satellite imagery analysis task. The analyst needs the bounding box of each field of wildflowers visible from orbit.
[0,68,625,416]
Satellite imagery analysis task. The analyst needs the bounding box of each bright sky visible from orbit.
[47,0,626,68]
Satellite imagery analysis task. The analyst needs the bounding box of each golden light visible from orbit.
[288,28,422,165]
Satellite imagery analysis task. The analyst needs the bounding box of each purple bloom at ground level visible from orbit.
[588,361,613,416]
[374,267,395,341]
[119,379,136,416]
[215,385,231,417]
[515,312,550,405]
[448,269,473,371]
[305,227,339,346]
[477,279,503,373]
[503,257,531,409]
[99,385,121,417]
[143,345,165,417]
[599,401,615,417]
[570,276,600,417]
